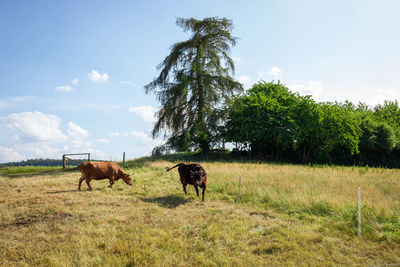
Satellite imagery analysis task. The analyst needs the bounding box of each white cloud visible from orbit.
[13,143,60,159]
[67,122,89,140]
[287,81,324,99]
[107,130,161,145]
[364,88,400,106]
[66,122,89,148]
[2,111,67,143]
[0,146,25,163]
[128,105,156,123]
[129,131,162,145]
[238,75,252,89]
[97,138,109,144]
[268,66,283,79]
[83,147,109,160]
[55,85,74,92]
[55,78,78,93]
[108,132,120,137]
[88,70,109,83]
[257,66,284,81]
[0,96,35,109]
[130,131,153,143]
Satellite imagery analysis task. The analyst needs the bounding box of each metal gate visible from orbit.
[62,153,90,169]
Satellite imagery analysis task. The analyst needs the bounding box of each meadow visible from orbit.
[0,159,399,266]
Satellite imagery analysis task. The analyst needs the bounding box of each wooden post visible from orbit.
[62,155,66,169]
[123,152,125,164]
[238,176,242,204]
[358,187,361,238]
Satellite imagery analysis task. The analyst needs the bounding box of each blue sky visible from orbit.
[1,0,399,163]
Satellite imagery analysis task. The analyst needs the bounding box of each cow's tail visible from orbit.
[165,163,184,172]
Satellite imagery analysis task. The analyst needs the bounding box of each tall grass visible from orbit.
[0,160,399,266]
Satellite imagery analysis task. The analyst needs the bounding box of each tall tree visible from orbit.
[316,102,362,163]
[145,17,243,153]
[224,81,299,159]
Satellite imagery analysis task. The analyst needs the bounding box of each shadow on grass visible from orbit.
[46,189,80,194]
[3,167,79,178]
[141,195,191,209]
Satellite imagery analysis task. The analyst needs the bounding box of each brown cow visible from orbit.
[166,162,207,201]
[78,161,133,190]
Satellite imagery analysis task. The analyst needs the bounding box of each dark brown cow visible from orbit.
[166,162,207,201]
[78,161,133,190]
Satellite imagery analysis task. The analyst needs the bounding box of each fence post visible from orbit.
[62,155,66,169]
[123,152,125,164]
[238,176,242,204]
[358,187,361,238]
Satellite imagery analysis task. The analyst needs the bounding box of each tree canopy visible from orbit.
[222,81,400,166]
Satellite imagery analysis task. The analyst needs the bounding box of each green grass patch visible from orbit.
[0,166,63,177]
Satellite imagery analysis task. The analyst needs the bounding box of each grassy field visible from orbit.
[0,159,399,266]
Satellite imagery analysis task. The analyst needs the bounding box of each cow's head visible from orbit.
[190,170,206,186]
[122,173,133,186]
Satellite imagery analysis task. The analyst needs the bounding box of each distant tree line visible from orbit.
[0,158,86,167]
[222,81,400,168]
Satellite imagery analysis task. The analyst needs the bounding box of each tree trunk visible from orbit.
[302,144,311,164]
[302,144,307,164]
[305,146,311,164]
[197,81,210,153]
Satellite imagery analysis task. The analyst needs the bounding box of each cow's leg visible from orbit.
[78,176,85,190]
[201,184,206,202]
[194,185,199,197]
[182,184,187,195]
[85,178,92,191]
[108,177,115,188]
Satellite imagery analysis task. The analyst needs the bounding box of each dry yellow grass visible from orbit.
[0,160,399,266]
